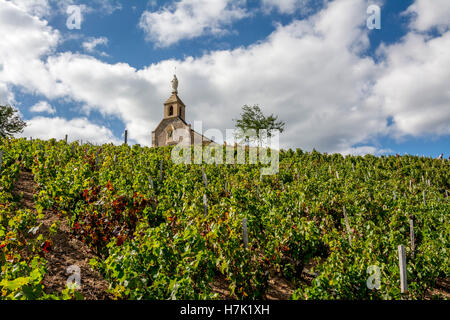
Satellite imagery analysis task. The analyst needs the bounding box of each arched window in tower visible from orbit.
[169,106,174,116]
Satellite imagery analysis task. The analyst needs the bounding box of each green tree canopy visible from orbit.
[233,104,285,145]
[0,105,27,139]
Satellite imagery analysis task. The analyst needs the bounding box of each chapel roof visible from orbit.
[164,93,186,106]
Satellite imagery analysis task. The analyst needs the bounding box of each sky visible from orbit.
[0,0,449,157]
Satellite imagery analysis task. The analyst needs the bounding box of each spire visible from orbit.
[171,74,178,94]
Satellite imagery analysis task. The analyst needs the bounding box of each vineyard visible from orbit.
[0,138,448,300]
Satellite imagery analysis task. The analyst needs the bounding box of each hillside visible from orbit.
[0,138,448,300]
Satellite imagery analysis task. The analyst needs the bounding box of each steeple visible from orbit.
[152,73,215,148]
[164,74,186,121]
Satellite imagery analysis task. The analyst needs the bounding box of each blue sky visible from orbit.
[0,0,449,157]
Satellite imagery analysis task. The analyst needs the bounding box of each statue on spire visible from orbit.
[171,74,178,94]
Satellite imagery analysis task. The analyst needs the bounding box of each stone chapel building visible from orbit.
[152,75,215,147]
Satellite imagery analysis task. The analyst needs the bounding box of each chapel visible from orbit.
[152,75,214,147]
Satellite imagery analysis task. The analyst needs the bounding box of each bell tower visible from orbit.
[163,74,186,121]
[153,74,203,147]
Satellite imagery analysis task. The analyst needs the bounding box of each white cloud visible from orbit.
[94,0,122,15]
[0,0,391,152]
[9,0,51,17]
[370,31,450,137]
[0,0,63,98]
[261,0,314,14]
[339,146,392,156]
[405,0,450,32]
[8,0,122,19]
[30,100,56,114]
[20,116,121,144]
[2,0,449,154]
[42,0,382,152]
[82,37,109,56]
[139,0,248,47]
[44,52,159,144]
[0,82,15,105]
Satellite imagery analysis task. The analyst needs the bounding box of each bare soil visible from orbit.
[211,273,295,300]
[14,170,112,300]
[424,278,450,300]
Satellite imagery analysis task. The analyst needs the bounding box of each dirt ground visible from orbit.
[14,170,112,300]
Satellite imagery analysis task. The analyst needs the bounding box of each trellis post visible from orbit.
[202,167,208,188]
[398,245,408,294]
[243,218,249,249]
[149,175,154,189]
[409,217,415,258]
[203,194,208,216]
[343,206,352,246]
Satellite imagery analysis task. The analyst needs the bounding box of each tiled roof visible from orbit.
[164,93,185,106]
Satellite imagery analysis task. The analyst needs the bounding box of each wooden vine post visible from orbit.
[398,245,408,295]
[343,206,352,246]
[95,151,99,167]
[409,216,415,258]
[242,218,249,249]
[0,150,3,169]
[203,194,208,216]
[124,130,128,145]
[149,175,154,189]
[202,167,208,188]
